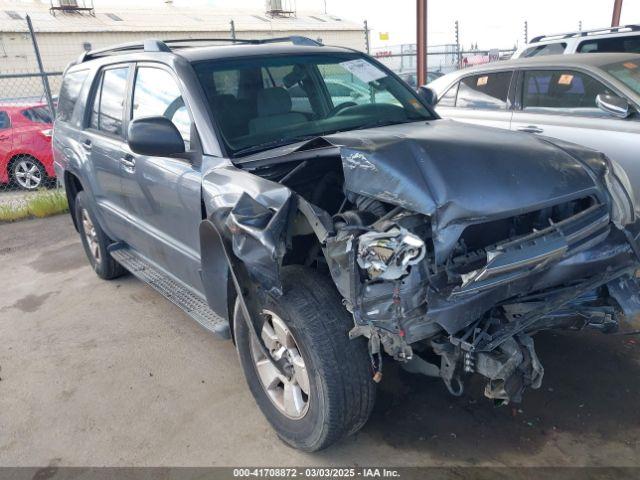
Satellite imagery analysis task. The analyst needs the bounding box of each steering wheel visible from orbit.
[328,101,358,117]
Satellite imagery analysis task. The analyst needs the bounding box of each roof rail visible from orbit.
[529,24,640,44]
[75,35,322,64]
[163,36,322,47]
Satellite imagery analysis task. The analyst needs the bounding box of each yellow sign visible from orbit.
[379,32,389,41]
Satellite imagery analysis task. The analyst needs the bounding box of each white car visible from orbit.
[425,53,640,205]
[513,24,640,59]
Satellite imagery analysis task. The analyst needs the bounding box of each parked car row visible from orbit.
[0,103,54,190]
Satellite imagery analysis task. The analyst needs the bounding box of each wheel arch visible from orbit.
[63,170,84,231]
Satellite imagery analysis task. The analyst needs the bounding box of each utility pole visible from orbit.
[416,0,428,86]
[523,20,528,44]
[230,20,236,41]
[612,0,623,27]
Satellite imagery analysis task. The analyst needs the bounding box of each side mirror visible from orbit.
[596,93,631,118]
[127,116,186,157]
[418,86,437,106]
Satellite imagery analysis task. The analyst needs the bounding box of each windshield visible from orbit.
[602,59,640,96]
[193,53,435,157]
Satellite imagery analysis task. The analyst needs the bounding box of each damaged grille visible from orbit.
[451,202,611,296]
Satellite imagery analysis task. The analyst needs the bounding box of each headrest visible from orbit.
[257,87,292,116]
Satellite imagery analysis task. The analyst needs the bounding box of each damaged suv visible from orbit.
[54,37,640,451]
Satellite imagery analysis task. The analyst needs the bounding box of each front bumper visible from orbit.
[428,224,640,337]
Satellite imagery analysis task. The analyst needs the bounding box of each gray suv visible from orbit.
[54,37,640,451]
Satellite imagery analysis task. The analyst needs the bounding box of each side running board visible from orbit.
[109,246,230,339]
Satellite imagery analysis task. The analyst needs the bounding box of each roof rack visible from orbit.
[529,24,640,44]
[75,36,322,64]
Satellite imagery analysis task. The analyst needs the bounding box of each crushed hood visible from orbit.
[325,120,604,263]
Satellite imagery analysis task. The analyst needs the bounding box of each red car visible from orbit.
[0,103,54,190]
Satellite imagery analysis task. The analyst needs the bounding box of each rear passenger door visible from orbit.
[82,64,132,241]
[511,68,640,204]
[435,70,515,130]
[120,63,204,292]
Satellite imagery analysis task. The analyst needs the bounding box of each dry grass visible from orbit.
[0,189,68,222]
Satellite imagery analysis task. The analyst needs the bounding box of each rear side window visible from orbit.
[89,66,129,136]
[578,35,640,54]
[457,71,513,110]
[0,111,9,129]
[521,43,567,58]
[57,69,89,122]
[522,69,612,115]
[22,106,52,124]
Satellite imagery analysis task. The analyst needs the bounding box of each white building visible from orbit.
[0,0,366,88]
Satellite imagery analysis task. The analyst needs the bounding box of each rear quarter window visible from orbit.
[57,69,89,123]
[521,43,567,58]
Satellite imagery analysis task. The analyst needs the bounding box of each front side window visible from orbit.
[22,106,52,124]
[0,111,10,129]
[90,66,129,136]
[578,35,640,54]
[57,69,89,122]
[601,59,640,96]
[437,82,459,107]
[521,43,567,58]
[132,67,192,148]
[522,69,612,115]
[193,53,434,157]
[457,71,513,110]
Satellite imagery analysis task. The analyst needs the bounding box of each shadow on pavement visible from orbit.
[361,330,640,462]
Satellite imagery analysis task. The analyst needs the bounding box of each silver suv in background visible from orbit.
[426,53,640,204]
[513,24,640,58]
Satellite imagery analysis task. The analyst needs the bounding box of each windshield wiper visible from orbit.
[350,118,421,132]
[233,134,320,157]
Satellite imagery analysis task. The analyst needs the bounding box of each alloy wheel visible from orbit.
[249,310,311,419]
[14,159,42,190]
[81,208,101,265]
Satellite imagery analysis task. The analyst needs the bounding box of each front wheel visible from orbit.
[234,266,376,451]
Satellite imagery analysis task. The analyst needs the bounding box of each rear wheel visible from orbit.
[75,191,126,280]
[11,156,45,191]
[234,266,376,451]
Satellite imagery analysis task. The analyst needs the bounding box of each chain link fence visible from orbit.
[371,43,516,87]
[1,15,61,219]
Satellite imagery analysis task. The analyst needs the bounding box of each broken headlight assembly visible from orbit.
[604,157,636,227]
[357,228,426,280]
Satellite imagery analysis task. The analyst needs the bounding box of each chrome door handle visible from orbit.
[120,155,136,173]
[517,125,544,134]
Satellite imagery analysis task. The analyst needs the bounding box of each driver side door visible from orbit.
[120,63,204,292]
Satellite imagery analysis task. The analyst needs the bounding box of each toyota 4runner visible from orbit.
[53,37,640,451]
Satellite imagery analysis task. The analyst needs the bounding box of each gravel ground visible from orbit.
[1,214,640,468]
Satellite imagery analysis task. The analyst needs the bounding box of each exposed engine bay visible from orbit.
[202,121,640,405]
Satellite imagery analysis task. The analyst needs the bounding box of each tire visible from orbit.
[11,155,46,191]
[75,191,126,280]
[234,265,376,451]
